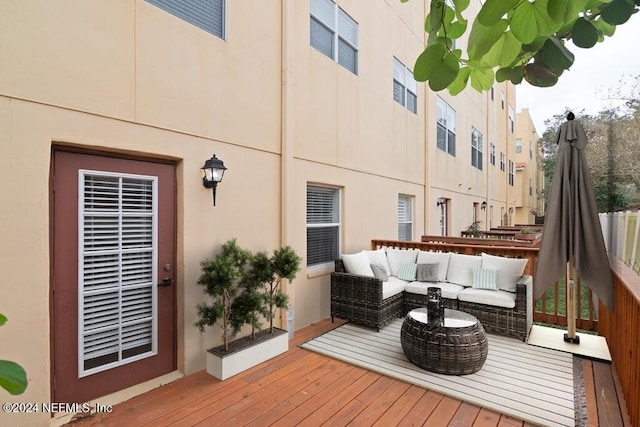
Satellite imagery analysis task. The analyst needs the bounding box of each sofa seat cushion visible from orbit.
[382,276,408,299]
[458,288,516,309]
[404,281,464,300]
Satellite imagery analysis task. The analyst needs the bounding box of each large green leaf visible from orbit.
[511,0,562,44]
[0,361,28,395]
[572,17,600,48]
[470,67,494,92]
[468,18,508,60]
[414,43,447,81]
[601,0,636,24]
[477,0,520,26]
[484,31,522,67]
[594,16,616,36]
[547,0,588,24]
[429,52,461,91]
[524,62,559,87]
[427,0,446,32]
[0,313,6,326]
[452,0,470,11]
[496,66,524,84]
[448,67,471,95]
[447,19,468,39]
[536,36,574,76]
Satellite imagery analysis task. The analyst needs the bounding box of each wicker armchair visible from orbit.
[331,259,403,331]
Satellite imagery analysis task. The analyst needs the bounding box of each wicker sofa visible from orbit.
[331,243,533,341]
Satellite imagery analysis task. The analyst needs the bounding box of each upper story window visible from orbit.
[508,105,515,132]
[471,127,483,170]
[490,86,494,101]
[515,138,523,153]
[145,0,225,40]
[307,185,340,267]
[437,97,456,156]
[398,195,413,241]
[310,0,358,75]
[500,152,506,172]
[501,91,505,109]
[490,143,496,166]
[529,140,533,159]
[508,160,515,186]
[393,58,417,114]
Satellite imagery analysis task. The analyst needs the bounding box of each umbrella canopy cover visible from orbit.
[535,117,614,311]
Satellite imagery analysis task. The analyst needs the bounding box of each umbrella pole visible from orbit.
[564,258,580,344]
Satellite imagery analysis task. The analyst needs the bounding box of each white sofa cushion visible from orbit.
[341,251,374,277]
[382,276,408,299]
[458,288,516,309]
[481,253,528,292]
[365,249,392,276]
[446,253,482,287]
[386,248,418,276]
[405,281,465,300]
[416,251,450,282]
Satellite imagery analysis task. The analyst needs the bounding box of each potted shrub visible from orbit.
[463,220,484,238]
[195,239,302,380]
[515,226,537,241]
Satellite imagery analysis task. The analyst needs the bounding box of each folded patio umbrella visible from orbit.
[535,113,613,341]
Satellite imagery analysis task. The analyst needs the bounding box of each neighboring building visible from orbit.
[514,109,545,225]
[0,1,538,424]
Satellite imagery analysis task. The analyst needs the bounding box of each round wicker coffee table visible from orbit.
[401,308,488,375]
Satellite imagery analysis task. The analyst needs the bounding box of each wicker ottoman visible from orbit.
[401,308,488,375]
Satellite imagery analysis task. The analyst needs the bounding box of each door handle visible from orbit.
[158,277,172,287]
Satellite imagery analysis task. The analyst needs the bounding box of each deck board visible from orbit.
[66,318,627,427]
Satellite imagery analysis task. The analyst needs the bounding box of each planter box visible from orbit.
[206,328,288,380]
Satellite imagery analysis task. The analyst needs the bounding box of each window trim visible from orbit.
[471,127,483,170]
[398,194,414,241]
[508,160,515,186]
[393,57,417,114]
[437,97,456,156]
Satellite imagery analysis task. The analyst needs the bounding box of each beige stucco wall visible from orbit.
[514,108,543,225]
[0,0,526,424]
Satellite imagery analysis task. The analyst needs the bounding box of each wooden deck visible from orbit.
[67,319,629,427]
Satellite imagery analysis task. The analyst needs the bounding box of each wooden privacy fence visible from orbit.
[600,210,640,274]
[598,255,640,427]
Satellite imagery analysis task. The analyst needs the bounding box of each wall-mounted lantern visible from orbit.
[201,154,227,206]
[436,197,446,207]
[481,201,487,211]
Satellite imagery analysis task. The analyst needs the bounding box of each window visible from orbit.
[79,171,158,376]
[437,97,456,156]
[310,0,358,74]
[529,140,533,159]
[515,138,522,153]
[398,195,413,241]
[500,152,506,172]
[529,178,533,196]
[306,185,340,267]
[471,127,483,170]
[490,86,494,101]
[393,58,417,113]
[508,160,514,186]
[501,91,505,109]
[508,105,515,132]
[439,199,448,236]
[145,0,225,40]
[490,143,496,166]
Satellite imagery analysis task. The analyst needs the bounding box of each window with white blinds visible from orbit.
[398,195,413,241]
[306,185,340,267]
[310,0,358,74]
[393,57,417,113]
[145,0,226,40]
[79,171,158,377]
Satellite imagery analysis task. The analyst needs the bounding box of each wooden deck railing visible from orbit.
[598,255,640,427]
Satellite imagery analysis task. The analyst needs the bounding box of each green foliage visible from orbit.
[464,220,484,237]
[405,0,639,93]
[244,247,302,334]
[0,313,28,395]
[194,239,251,351]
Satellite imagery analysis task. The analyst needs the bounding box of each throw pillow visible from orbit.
[416,251,450,282]
[446,253,482,287]
[364,249,392,276]
[386,248,418,276]
[370,263,389,281]
[481,253,528,292]
[416,263,439,282]
[397,262,417,281]
[472,267,499,290]
[341,251,374,277]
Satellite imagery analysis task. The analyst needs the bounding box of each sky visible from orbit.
[516,13,640,134]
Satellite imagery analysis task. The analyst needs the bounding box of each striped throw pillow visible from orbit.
[472,267,499,290]
[397,263,417,281]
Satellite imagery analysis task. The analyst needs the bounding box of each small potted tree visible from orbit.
[515,226,537,241]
